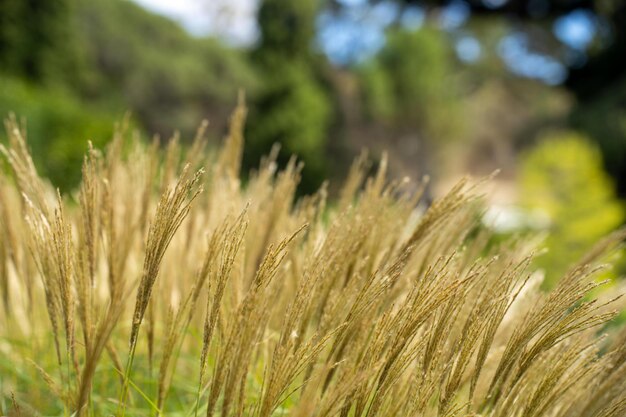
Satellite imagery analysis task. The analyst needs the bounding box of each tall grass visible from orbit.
[0,103,625,417]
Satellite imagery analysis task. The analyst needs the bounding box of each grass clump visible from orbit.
[0,103,625,417]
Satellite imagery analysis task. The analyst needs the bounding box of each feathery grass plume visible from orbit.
[75,142,100,352]
[572,326,626,417]
[203,225,305,417]
[0,175,10,314]
[0,115,52,215]
[9,392,22,417]
[119,163,204,414]
[160,210,247,411]
[194,210,248,415]
[217,90,247,180]
[0,119,51,318]
[11,149,78,407]
[1,104,626,416]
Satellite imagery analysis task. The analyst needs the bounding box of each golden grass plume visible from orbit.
[0,104,625,417]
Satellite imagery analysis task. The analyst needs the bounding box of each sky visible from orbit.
[133,0,259,45]
[133,0,600,85]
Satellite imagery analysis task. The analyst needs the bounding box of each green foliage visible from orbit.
[0,0,81,84]
[359,26,460,141]
[0,0,260,192]
[255,0,318,64]
[358,61,397,123]
[0,76,117,191]
[246,63,331,192]
[74,0,259,137]
[1,0,259,148]
[519,131,625,288]
[247,0,332,194]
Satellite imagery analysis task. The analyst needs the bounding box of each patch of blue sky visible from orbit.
[336,0,368,7]
[498,32,567,85]
[132,0,259,45]
[371,0,401,26]
[316,0,401,66]
[400,6,425,30]
[456,36,482,63]
[439,0,471,31]
[316,11,386,65]
[553,9,597,50]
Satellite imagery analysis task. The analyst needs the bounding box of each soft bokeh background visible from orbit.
[1,0,625,288]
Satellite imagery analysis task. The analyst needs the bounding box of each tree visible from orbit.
[0,0,81,84]
[356,25,460,188]
[0,0,259,191]
[246,0,332,194]
[362,26,459,139]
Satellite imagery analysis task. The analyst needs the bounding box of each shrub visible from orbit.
[519,132,625,288]
[0,105,625,416]
[0,76,118,191]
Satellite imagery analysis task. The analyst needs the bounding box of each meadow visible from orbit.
[1,102,625,416]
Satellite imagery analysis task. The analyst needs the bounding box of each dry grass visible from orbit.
[0,104,625,417]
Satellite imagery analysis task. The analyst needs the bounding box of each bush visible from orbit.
[0,109,625,416]
[519,131,625,288]
[0,76,118,191]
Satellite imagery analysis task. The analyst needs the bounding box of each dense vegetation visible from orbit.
[1,104,625,416]
[2,0,626,196]
[245,0,332,193]
[1,0,256,191]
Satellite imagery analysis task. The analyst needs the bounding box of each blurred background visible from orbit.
[1,0,626,288]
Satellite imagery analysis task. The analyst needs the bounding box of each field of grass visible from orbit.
[1,102,625,416]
